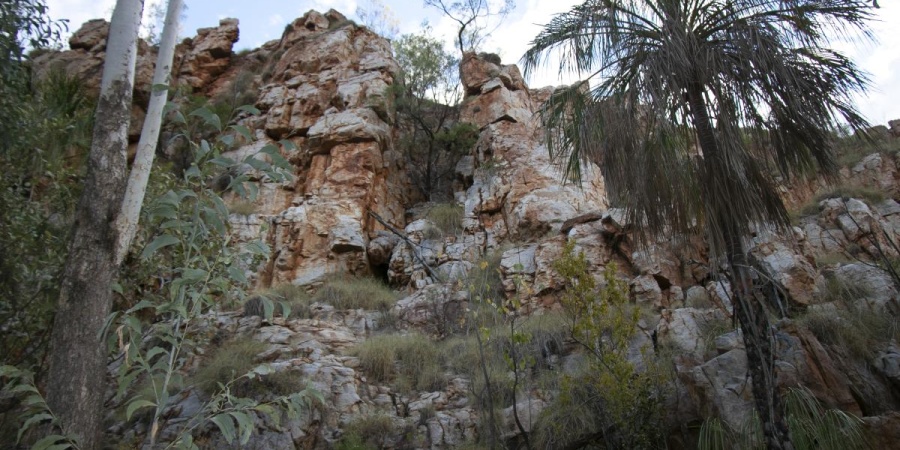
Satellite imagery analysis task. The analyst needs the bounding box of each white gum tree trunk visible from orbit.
[116,0,184,264]
[44,1,144,448]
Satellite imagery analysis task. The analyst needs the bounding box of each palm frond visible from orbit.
[524,0,874,254]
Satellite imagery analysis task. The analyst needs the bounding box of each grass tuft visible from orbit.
[336,414,394,449]
[191,338,267,396]
[425,203,464,237]
[350,333,444,393]
[312,275,398,312]
[245,283,314,319]
[229,200,258,216]
[799,277,897,360]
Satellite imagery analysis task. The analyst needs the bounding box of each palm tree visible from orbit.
[522,0,874,449]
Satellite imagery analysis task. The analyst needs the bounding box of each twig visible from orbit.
[367,211,444,283]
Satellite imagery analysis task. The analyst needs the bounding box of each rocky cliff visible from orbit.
[35,9,900,449]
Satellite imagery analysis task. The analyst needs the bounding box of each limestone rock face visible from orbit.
[224,11,413,287]
[176,18,240,90]
[68,19,109,51]
[32,17,242,139]
[456,59,608,242]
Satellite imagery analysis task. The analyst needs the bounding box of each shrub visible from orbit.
[312,275,397,311]
[191,338,267,396]
[698,314,733,357]
[351,333,444,392]
[464,252,504,305]
[534,241,668,449]
[815,252,852,267]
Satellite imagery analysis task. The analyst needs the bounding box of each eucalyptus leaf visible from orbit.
[126,399,156,421]
[141,234,180,259]
[236,104,261,116]
[211,414,236,443]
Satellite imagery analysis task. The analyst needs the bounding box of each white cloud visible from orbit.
[269,14,285,26]
[47,0,115,37]
[305,0,358,16]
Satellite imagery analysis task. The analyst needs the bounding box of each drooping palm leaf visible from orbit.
[523,0,872,255]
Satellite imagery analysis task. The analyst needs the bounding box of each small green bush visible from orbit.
[815,252,853,267]
[436,122,480,154]
[272,283,314,318]
[313,276,397,311]
[191,339,305,399]
[814,185,884,204]
[351,333,444,392]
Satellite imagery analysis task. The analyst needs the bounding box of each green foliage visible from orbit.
[436,121,480,154]
[350,333,445,393]
[103,101,308,448]
[312,275,397,311]
[0,365,80,449]
[831,125,897,169]
[209,69,258,128]
[191,338,267,395]
[336,413,395,449]
[392,28,470,200]
[464,252,505,309]
[0,70,94,369]
[698,387,868,450]
[535,241,667,449]
[799,278,898,360]
[393,30,458,102]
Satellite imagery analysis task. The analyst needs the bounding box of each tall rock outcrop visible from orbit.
[224,10,414,287]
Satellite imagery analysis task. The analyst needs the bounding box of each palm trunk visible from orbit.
[686,83,792,450]
[44,1,144,447]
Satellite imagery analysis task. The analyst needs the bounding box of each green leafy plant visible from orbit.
[535,241,668,449]
[100,102,314,448]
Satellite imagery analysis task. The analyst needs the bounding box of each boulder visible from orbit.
[177,18,240,90]
[68,19,109,51]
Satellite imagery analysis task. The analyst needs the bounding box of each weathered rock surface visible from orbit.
[51,8,900,449]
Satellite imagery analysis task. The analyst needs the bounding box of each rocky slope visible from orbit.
[36,9,900,449]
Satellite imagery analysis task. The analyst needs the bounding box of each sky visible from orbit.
[46,0,900,125]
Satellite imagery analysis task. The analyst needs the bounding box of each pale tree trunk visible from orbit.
[116,0,183,264]
[45,1,144,448]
